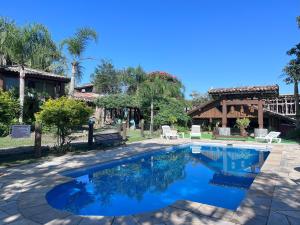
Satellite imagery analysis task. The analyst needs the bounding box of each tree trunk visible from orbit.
[150,99,154,136]
[34,122,42,158]
[69,62,76,96]
[19,66,25,123]
[294,80,300,128]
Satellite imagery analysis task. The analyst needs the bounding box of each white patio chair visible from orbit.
[255,131,281,144]
[161,125,178,140]
[190,125,201,139]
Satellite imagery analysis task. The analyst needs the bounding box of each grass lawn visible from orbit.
[0,129,157,167]
[0,129,298,168]
[183,132,299,144]
[126,129,160,143]
[0,135,34,149]
[0,132,90,149]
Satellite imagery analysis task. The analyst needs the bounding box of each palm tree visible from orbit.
[0,19,62,122]
[61,28,98,96]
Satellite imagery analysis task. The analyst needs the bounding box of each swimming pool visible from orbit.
[46,144,269,216]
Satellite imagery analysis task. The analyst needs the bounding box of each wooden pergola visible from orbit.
[188,85,279,129]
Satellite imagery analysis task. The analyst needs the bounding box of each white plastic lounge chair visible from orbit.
[255,131,281,144]
[190,125,201,139]
[161,125,178,140]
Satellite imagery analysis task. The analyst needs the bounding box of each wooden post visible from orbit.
[140,119,145,137]
[99,107,104,127]
[34,122,42,158]
[258,100,263,129]
[127,108,130,128]
[222,99,227,127]
[0,75,4,90]
[117,123,121,134]
[122,121,127,140]
[88,120,94,146]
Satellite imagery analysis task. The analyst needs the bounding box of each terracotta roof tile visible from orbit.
[73,91,100,102]
[208,85,279,95]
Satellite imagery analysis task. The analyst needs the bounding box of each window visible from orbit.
[4,77,19,90]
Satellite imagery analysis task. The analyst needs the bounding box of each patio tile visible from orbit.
[44,215,83,225]
[267,212,289,225]
[231,213,268,225]
[3,218,40,225]
[19,203,53,217]
[275,210,300,219]
[0,213,23,224]
[78,216,114,225]
[0,210,8,220]
[271,199,300,211]
[113,216,139,225]
[133,210,169,225]
[27,208,72,224]
[18,192,47,205]
[241,194,272,208]
[287,216,300,225]
[133,206,193,225]
[171,200,202,214]
[192,205,234,220]
[164,213,235,225]
[0,201,18,215]
[236,204,270,218]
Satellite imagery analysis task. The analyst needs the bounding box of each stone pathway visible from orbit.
[0,139,299,225]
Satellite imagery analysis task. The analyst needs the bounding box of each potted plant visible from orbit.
[235,118,250,136]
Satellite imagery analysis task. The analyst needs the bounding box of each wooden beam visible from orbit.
[0,74,3,90]
[258,100,263,129]
[222,99,227,127]
[221,99,265,105]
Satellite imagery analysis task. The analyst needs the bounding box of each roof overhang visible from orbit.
[0,66,70,83]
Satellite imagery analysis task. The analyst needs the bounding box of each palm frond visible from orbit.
[61,27,98,60]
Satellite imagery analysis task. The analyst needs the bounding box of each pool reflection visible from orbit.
[46,145,269,216]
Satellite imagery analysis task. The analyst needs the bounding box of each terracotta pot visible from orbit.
[240,128,246,136]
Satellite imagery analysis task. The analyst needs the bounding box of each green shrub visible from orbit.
[285,128,300,139]
[175,125,189,133]
[36,97,93,147]
[0,90,19,136]
[154,98,190,128]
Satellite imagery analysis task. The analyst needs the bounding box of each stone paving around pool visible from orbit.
[0,138,300,225]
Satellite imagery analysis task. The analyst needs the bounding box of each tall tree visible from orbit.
[283,16,300,128]
[139,72,184,135]
[92,59,121,94]
[0,17,16,66]
[0,18,63,122]
[283,57,300,128]
[61,27,98,96]
[121,65,146,95]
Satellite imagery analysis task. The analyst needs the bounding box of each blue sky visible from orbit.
[1,0,300,97]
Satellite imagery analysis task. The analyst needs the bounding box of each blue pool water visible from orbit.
[46,144,269,216]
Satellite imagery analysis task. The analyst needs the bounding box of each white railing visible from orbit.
[265,95,298,116]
